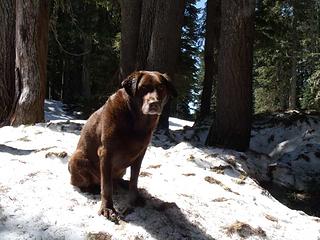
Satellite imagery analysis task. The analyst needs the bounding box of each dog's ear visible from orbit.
[121,71,143,96]
[162,73,178,98]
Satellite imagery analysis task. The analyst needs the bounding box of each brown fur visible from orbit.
[68,71,177,222]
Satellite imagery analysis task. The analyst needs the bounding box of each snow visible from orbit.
[168,117,193,131]
[0,101,319,240]
[249,112,320,191]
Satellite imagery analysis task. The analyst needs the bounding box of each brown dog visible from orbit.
[68,71,177,222]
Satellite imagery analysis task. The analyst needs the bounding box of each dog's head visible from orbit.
[121,71,177,115]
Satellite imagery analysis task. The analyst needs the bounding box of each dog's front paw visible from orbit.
[98,205,120,224]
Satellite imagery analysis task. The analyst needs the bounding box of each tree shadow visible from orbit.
[0,144,34,156]
[77,184,215,240]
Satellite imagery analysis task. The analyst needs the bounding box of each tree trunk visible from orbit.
[81,37,91,99]
[198,0,221,121]
[0,0,16,126]
[135,0,156,70]
[206,0,255,151]
[288,1,298,110]
[62,59,73,103]
[289,55,297,110]
[118,0,142,80]
[11,0,49,125]
[146,0,185,129]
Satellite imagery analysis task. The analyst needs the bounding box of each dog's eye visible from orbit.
[140,85,153,92]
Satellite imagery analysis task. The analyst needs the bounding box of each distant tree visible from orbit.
[254,0,320,113]
[11,0,49,125]
[0,0,15,125]
[206,0,255,151]
[174,0,201,120]
[198,0,220,121]
[47,0,121,113]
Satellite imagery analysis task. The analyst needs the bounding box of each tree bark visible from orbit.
[198,0,221,121]
[0,0,16,125]
[118,0,142,80]
[146,0,185,129]
[206,0,255,151]
[11,0,49,125]
[135,0,156,70]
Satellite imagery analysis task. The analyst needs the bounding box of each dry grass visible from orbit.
[210,165,231,174]
[17,136,31,142]
[139,171,152,177]
[225,157,237,168]
[45,151,68,158]
[264,214,278,222]
[86,232,112,240]
[187,154,195,161]
[0,184,10,193]
[205,176,222,185]
[147,164,161,169]
[212,197,228,202]
[205,176,240,195]
[225,221,267,239]
[235,174,247,185]
[182,173,196,177]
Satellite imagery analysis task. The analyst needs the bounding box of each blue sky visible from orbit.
[196,0,206,9]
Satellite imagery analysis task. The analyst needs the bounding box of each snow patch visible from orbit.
[0,101,319,239]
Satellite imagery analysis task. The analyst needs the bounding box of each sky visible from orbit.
[196,0,206,9]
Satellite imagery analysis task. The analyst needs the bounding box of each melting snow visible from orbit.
[0,101,319,240]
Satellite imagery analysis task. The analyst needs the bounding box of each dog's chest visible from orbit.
[111,131,151,168]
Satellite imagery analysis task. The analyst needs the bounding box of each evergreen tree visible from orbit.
[48,0,121,115]
[206,0,255,151]
[174,0,202,120]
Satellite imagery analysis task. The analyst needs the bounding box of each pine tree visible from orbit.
[206,0,255,151]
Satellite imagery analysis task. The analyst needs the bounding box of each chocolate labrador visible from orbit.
[68,71,177,222]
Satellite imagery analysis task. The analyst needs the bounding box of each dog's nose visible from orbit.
[149,99,161,113]
[149,100,160,109]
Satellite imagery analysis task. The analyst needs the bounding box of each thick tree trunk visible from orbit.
[206,0,255,151]
[135,0,156,70]
[118,0,142,80]
[198,0,221,121]
[0,0,16,125]
[146,0,185,129]
[11,0,49,125]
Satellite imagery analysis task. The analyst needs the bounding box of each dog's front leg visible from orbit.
[98,147,119,223]
[129,148,147,207]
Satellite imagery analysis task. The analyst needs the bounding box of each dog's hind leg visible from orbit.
[68,150,100,194]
